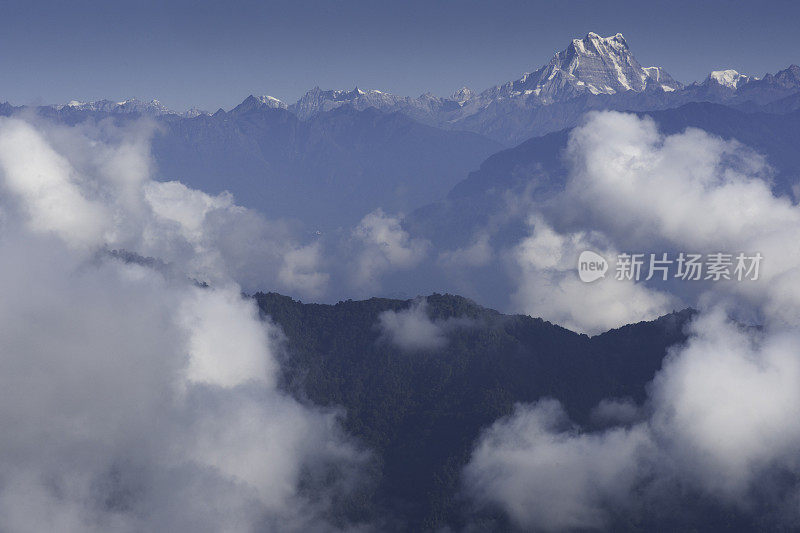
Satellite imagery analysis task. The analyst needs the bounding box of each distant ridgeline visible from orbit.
[12,33,800,146]
[1,33,798,233]
[255,292,694,531]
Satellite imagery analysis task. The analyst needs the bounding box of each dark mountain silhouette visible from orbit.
[256,291,694,530]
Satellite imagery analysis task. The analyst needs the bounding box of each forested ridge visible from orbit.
[255,292,693,530]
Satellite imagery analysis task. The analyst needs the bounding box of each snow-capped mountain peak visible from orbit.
[707,69,751,89]
[451,86,474,104]
[254,95,287,109]
[480,32,682,105]
[557,32,644,93]
[289,86,410,119]
[55,98,173,115]
[231,95,289,114]
[570,32,628,59]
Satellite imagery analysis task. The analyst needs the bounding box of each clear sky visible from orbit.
[1,0,798,112]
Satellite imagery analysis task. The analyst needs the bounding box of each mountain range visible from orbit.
[29,32,800,145]
[3,31,799,254]
[1,31,794,235]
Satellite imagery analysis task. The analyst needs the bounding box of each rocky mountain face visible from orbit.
[290,87,400,119]
[282,33,684,142]
[451,86,474,104]
[288,86,461,124]
[476,32,682,104]
[53,97,173,115]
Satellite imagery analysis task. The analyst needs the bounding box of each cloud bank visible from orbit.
[463,111,800,531]
[0,116,368,532]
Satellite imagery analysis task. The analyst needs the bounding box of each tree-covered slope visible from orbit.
[255,292,693,530]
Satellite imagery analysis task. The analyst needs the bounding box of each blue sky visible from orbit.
[1,0,798,111]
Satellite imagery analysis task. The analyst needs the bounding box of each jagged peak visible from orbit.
[571,32,629,53]
[231,94,287,113]
[451,86,475,103]
[255,94,287,108]
[774,64,800,80]
[533,32,677,96]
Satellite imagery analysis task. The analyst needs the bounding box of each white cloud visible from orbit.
[0,116,366,531]
[510,217,677,334]
[178,285,279,389]
[351,209,429,290]
[0,118,111,247]
[437,232,493,269]
[556,111,800,322]
[464,399,650,532]
[650,310,800,500]
[561,112,793,252]
[463,112,800,529]
[278,242,330,297]
[144,180,236,244]
[590,397,642,427]
[0,116,331,299]
[465,311,800,530]
[377,298,467,352]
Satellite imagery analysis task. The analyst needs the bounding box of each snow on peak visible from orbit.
[549,32,641,93]
[451,86,474,104]
[290,86,416,119]
[232,95,289,113]
[486,32,680,103]
[55,98,172,115]
[573,32,629,54]
[707,69,750,89]
[255,95,288,109]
